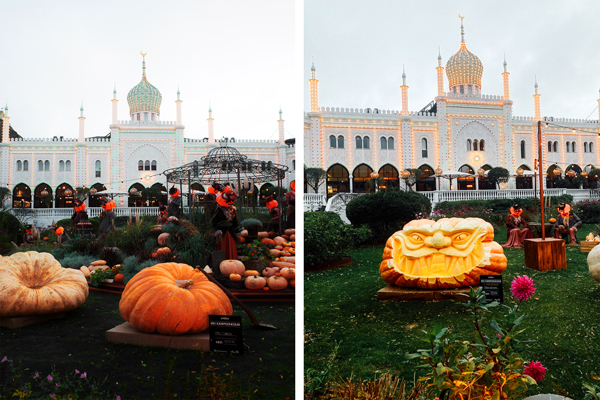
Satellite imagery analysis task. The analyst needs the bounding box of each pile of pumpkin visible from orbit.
[79,260,125,284]
[220,257,295,291]
[585,233,600,242]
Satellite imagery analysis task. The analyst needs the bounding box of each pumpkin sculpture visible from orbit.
[380,218,507,289]
[0,252,89,318]
[119,263,232,335]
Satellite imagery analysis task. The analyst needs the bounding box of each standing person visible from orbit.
[554,202,582,245]
[157,205,168,225]
[211,187,242,260]
[265,196,280,233]
[167,187,182,218]
[71,199,87,226]
[98,198,116,237]
[502,204,532,248]
[285,181,295,229]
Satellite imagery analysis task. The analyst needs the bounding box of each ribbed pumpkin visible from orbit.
[158,233,171,247]
[219,260,245,276]
[152,247,172,259]
[119,263,232,335]
[0,252,89,318]
[280,267,295,281]
[244,276,266,290]
[380,218,507,289]
[267,275,288,290]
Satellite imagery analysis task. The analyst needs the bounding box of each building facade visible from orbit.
[304,18,600,197]
[0,55,295,213]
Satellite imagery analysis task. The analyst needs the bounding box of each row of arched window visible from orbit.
[138,160,158,171]
[58,160,72,172]
[466,139,485,151]
[329,135,396,150]
[547,140,595,153]
[16,160,29,171]
[17,159,103,176]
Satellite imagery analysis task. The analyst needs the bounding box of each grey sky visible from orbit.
[1,0,297,142]
[304,0,600,121]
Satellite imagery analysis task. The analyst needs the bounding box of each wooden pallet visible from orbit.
[580,241,599,253]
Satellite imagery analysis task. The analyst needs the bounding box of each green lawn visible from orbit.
[304,225,600,399]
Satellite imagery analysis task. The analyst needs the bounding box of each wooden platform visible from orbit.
[0,312,67,329]
[524,238,567,271]
[106,322,210,351]
[580,241,599,253]
[377,285,476,302]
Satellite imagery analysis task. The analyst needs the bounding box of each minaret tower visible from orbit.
[176,86,182,125]
[502,55,510,100]
[597,89,600,123]
[400,64,409,116]
[278,107,285,143]
[78,101,85,142]
[1,104,9,143]
[309,58,319,112]
[533,76,541,121]
[111,84,118,124]
[207,103,215,143]
[436,48,444,96]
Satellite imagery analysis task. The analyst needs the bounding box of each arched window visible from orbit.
[388,137,394,150]
[480,139,485,151]
[591,143,595,153]
[66,160,71,171]
[473,139,479,151]
[521,140,526,159]
[422,138,428,158]
[16,160,22,171]
[144,160,150,171]
[337,136,344,149]
[59,160,65,171]
[548,141,552,152]
[95,160,101,178]
[329,135,336,148]
[38,160,43,171]
[380,136,387,149]
[553,141,558,152]
[23,160,28,171]
[151,160,157,171]
[355,136,362,149]
[44,161,50,171]
[584,142,588,153]
[138,160,143,171]
[572,141,577,153]
[467,139,472,151]
[566,141,570,153]
[363,136,370,149]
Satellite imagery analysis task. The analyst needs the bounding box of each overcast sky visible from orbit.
[1,0,298,142]
[305,0,600,121]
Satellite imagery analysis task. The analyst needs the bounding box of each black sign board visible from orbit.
[479,275,503,303]
[209,315,243,354]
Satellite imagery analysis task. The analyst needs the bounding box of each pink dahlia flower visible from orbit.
[511,275,536,301]
[524,361,546,382]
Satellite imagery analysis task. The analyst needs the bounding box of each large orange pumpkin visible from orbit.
[119,263,232,335]
[380,218,507,289]
[0,252,89,318]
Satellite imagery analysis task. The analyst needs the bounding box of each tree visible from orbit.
[404,168,423,191]
[487,167,510,189]
[305,167,327,193]
[0,187,10,211]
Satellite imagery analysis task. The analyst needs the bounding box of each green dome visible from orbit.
[127,56,162,114]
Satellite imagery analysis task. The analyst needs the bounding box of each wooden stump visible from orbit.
[106,322,210,351]
[523,238,567,271]
[377,285,475,302]
[0,312,67,329]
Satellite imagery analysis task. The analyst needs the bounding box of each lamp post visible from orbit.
[401,170,411,191]
[370,171,379,192]
[90,188,97,196]
[435,167,443,191]
[516,167,524,190]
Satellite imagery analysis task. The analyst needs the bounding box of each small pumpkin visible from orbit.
[219,260,245,276]
[289,280,295,288]
[243,270,260,277]
[158,233,171,247]
[152,247,172,259]
[244,276,266,290]
[238,236,246,244]
[267,275,288,290]
[284,229,295,236]
[549,218,557,224]
[240,230,248,237]
[257,232,269,239]
[290,234,295,241]
[80,266,91,278]
[262,267,277,277]
[91,260,107,266]
[280,267,295,281]
[270,249,281,257]
[114,273,125,284]
[273,236,286,246]
[261,238,275,246]
[229,273,242,281]
[43,237,49,241]
[167,216,179,223]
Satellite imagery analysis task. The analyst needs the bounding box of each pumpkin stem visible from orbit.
[176,279,194,289]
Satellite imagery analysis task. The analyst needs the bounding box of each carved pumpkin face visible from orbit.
[380,218,507,289]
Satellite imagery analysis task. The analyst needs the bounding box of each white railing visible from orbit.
[304,193,327,211]
[325,193,364,223]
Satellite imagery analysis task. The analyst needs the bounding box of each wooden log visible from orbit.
[523,238,567,271]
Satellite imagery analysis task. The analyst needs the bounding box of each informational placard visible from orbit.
[209,315,243,354]
[479,275,503,303]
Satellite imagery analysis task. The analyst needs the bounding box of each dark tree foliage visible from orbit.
[487,167,510,189]
[305,167,327,193]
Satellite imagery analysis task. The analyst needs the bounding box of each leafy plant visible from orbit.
[305,341,341,398]
[240,218,262,229]
[89,268,115,287]
[322,373,432,400]
[406,278,542,399]
[58,252,98,270]
[237,239,274,261]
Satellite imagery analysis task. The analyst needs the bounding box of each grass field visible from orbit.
[1,290,295,399]
[304,225,600,399]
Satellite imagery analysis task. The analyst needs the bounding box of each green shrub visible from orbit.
[240,218,262,229]
[433,194,573,214]
[346,189,432,242]
[58,252,98,269]
[56,218,74,229]
[341,224,373,247]
[431,204,504,229]
[88,217,100,232]
[305,212,372,268]
[0,212,24,255]
[574,199,600,224]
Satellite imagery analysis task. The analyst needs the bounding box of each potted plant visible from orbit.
[89,269,116,287]
[241,218,262,237]
[237,239,273,273]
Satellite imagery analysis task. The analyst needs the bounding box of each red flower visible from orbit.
[523,361,546,382]
[511,275,536,302]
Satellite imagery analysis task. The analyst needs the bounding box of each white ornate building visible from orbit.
[0,55,295,222]
[304,17,600,197]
